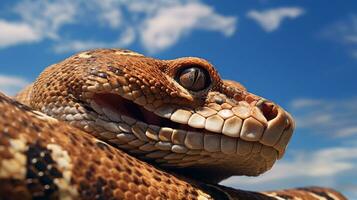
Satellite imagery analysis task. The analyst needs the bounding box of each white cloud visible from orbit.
[0,0,77,48]
[0,74,29,96]
[53,28,136,53]
[289,98,357,138]
[221,146,357,199]
[290,98,322,109]
[140,2,236,52]
[53,40,109,54]
[223,147,357,185]
[14,0,77,39]
[92,0,123,28]
[352,50,357,59]
[0,0,237,53]
[336,127,357,137]
[322,15,357,59]
[0,20,41,48]
[247,7,304,32]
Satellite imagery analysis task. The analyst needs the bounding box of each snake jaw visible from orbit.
[86,84,294,182]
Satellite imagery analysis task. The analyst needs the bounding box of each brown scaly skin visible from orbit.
[8,48,346,199]
[18,49,294,183]
[0,93,347,200]
[0,92,211,199]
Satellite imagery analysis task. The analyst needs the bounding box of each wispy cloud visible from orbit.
[53,28,136,53]
[0,0,77,49]
[289,98,357,138]
[352,50,357,59]
[322,14,357,60]
[0,0,237,53]
[0,74,29,96]
[14,0,77,40]
[221,146,357,199]
[0,20,41,48]
[247,7,304,32]
[223,147,357,185]
[140,2,236,53]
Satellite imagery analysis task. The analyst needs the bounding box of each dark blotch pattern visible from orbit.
[25,142,62,200]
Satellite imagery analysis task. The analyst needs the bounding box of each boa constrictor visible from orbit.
[0,49,347,199]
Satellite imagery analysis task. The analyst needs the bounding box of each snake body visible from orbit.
[0,49,347,199]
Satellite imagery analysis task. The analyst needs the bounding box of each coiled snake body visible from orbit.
[0,49,347,199]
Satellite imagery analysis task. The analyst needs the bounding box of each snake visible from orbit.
[0,48,347,199]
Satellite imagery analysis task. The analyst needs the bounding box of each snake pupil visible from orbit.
[177,67,210,91]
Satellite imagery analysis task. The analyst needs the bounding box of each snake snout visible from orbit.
[256,99,295,158]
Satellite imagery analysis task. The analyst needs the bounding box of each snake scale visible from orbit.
[0,49,347,199]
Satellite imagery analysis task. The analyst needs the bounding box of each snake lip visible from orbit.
[91,93,213,133]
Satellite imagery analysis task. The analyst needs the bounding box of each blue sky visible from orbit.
[0,0,357,198]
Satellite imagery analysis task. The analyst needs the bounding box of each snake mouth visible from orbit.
[92,93,216,133]
[91,93,180,130]
[84,90,294,182]
[89,91,294,160]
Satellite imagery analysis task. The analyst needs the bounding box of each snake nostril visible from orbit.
[258,101,278,121]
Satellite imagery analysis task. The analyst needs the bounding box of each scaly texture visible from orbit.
[6,48,346,199]
[0,93,347,199]
[21,49,294,182]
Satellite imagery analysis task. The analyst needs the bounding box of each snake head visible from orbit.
[30,48,295,183]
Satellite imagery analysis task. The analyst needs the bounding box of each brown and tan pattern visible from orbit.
[0,49,347,199]
[0,92,347,200]
[0,92,210,199]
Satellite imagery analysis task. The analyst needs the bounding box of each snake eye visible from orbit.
[177,67,211,91]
